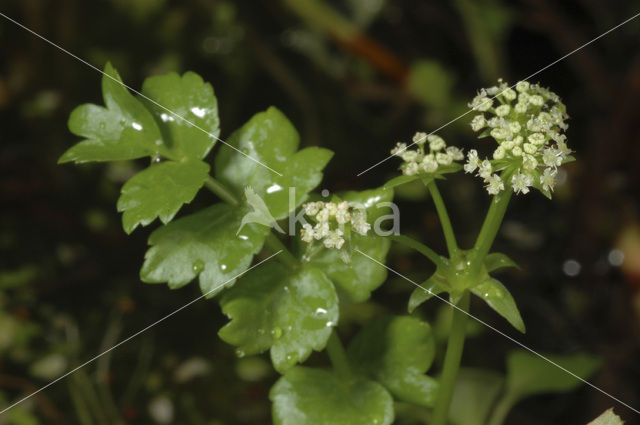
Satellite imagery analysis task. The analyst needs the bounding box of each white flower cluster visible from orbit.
[390,132,464,176]
[466,80,571,195]
[299,201,371,249]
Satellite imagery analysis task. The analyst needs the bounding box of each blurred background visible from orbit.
[1,0,640,424]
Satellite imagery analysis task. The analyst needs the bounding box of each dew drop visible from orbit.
[192,259,205,274]
[285,353,297,365]
[238,234,249,241]
[235,349,245,358]
[325,321,335,327]
[131,122,143,131]
[315,307,328,316]
[271,327,282,339]
[220,264,227,271]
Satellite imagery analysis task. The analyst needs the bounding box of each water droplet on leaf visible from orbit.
[235,349,245,358]
[271,327,282,339]
[192,259,205,274]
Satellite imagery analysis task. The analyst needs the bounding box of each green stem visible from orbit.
[265,233,299,269]
[326,331,351,377]
[205,177,239,205]
[472,189,512,264]
[390,234,444,268]
[487,394,517,425]
[427,181,458,256]
[432,291,470,425]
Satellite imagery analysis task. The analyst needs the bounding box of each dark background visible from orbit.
[1,0,639,424]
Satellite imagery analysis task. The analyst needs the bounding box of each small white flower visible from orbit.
[404,161,420,176]
[529,94,544,106]
[511,146,523,156]
[522,154,538,171]
[436,152,453,165]
[515,81,530,92]
[540,167,557,192]
[508,121,521,133]
[490,128,509,140]
[313,222,330,239]
[502,88,517,100]
[303,201,322,216]
[323,229,345,249]
[512,172,533,194]
[316,207,330,222]
[446,146,464,161]
[513,135,523,145]
[478,159,493,179]
[523,143,538,155]
[528,132,546,146]
[464,149,480,173]
[335,201,351,224]
[502,141,515,151]
[301,223,314,242]
[391,142,407,156]
[495,104,511,117]
[542,147,562,167]
[485,173,504,195]
[351,211,371,235]
[470,114,486,131]
[470,95,493,111]
[413,132,427,145]
[493,146,506,160]
[421,154,439,173]
[514,102,528,114]
[427,135,446,151]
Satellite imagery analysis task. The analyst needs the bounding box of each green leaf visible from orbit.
[470,278,525,333]
[140,203,269,296]
[60,62,164,163]
[215,107,332,219]
[408,270,450,313]
[140,71,220,160]
[383,174,421,190]
[348,316,438,407]
[270,367,394,425]
[484,252,519,272]
[449,368,504,425]
[309,187,394,302]
[587,409,624,425]
[116,159,210,233]
[219,263,338,373]
[505,350,601,401]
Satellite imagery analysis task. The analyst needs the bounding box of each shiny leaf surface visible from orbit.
[60,62,165,163]
[141,71,220,160]
[348,316,439,407]
[215,107,332,219]
[219,263,338,373]
[140,203,269,296]
[116,159,210,233]
[471,278,525,333]
[270,367,394,425]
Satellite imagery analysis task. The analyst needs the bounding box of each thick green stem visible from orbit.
[472,190,512,263]
[326,331,351,377]
[427,182,458,256]
[265,233,299,269]
[390,234,444,268]
[432,291,470,425]
[205,177,239,205]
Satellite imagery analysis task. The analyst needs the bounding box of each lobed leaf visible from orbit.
[471,278,525,333]
[140,71,220,160]
[407,270,450,313]
[116,159,210,233]
[140,203,269,296]
[347,316,439,407]
[270,367,394,425]
[215,107,332,219]
[60,62,165,163]
[219,263,338,373]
